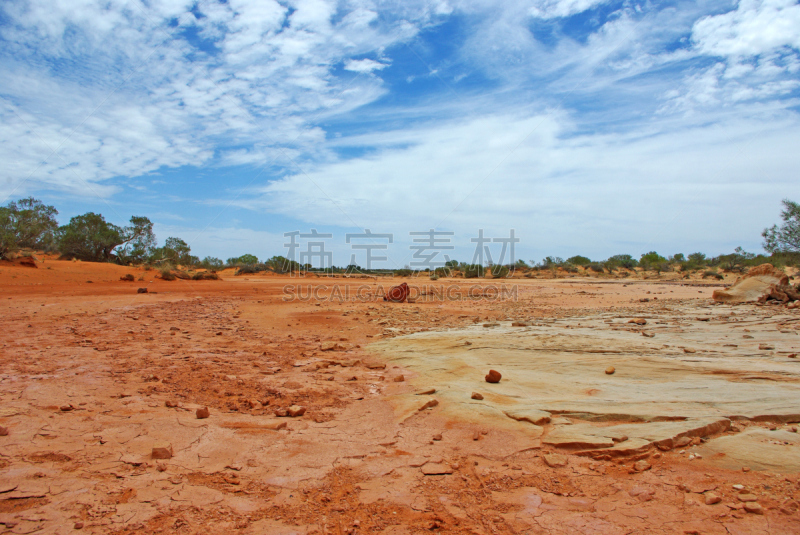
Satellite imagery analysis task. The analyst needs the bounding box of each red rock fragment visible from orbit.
[196,407,210,419]
[151,445,173,459]
[485,370,501,383]
[287,405,306,417]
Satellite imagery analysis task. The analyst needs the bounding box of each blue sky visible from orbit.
[1,0,799,268]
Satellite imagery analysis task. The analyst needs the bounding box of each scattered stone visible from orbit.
[74,522,84,529]
[737,494,758,502]
[471,392,484,400]
[543,453,568,467]
[742,467,751,472]
[642,332,655,338]
[744,502,764,514]
[416,388,436,395]
[485,369,502,383]
[165,401,178,408]
[705,492,722,505]
[483,322,500,328]
[433,433,442,441]
[612,435,628,443]
[675,436,692,447]
[151,444,173,459]
[275,408,288,417]
[287,405,306,417]
[419,398,439,411]
[60,404,74,411]
[605,366,615,375]
[634,460,651,472]
[137,288,148,294]
[512,321,530,327]
[421,463,453,475]
[196,407,210,419]
[393,375,405,382]
[743,334,754,339]
[759,344,775,350]
[0,426,8,436]
[628,318,647,325]
[473,431,480,441]
[683,348,696,354]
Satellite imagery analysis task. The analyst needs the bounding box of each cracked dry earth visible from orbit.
[1,263,800,534]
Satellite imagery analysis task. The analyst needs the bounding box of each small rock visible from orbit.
[742,467,750,472]
[485,369,502,383]
[612,435,628,443]
[705,492,722,505]
[60,404,74,411]
[287,405,306,417]
[628,318,647,325]
[674,436,692,448]
[165,400,178,408]
[471,392,484,400]
[393,375,405,382]
[682,348,696,353]
[743,334,754,339]
[511,321,530,327]
[634,460,651,472]
[157,463,167,472]
[74,522,84,529]
[605,366,615,375]
[642,332,655,338]
[419,399,439,411]
[416,388,436,395]
[543,453,568,467]
[196,407,210,419]
[421,463,453,475]
[743,502,764,514]
[433,433,442,441]
[151,444,173,459]
[275,408,288,417]
[737,494,758,502]
[473,431,480,441]
[759,344,775,350]
[137,288,148,294]
[0,426,8,436]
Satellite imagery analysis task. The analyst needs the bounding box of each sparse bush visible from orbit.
[192,271,220,280]
[394,268,413,277]
[490,265,509,278]
[120,273,134,281]
[566,255,591,266]
[464,264,484,278]
[159,267,176,281]
[588,263,604,273]
[561,263,578,274]
[605,254,638,269]
[703,270,724,280]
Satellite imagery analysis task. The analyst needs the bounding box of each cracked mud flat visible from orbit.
[1,260,800,534]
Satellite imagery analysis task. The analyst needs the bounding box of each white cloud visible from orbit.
[528,0,609,19]
[344,58,390,73]
[692,0,800,57]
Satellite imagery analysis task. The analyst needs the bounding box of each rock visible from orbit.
[605,366,615,375]
[74,522,84,529]
[473,431,480,441]
[682,348,696,353]
[0,426,8,436]
[151,444,173,459]
[744,502,764,514]
[120,274,134,281]
[612,435,628,443]
[433,433,442,441]
[165,400,178,408]
[393,375,405,382]
[713,264,797,303]
[485,369,502,383]
[196,407,210,419]
[543,453,568,467]
[287,405,306,417]
[384,282,410,303]
[416,388,436,395]
[60,404,74,411]
[275,408,289,417]
[705,492,722,505]
[419,398,439,411]
[634,460,651,472]
[629,318,647,325]
[674,436,692,448]
[737,494,758,502]
[420,463,453,475]
[759,344,775,350]
[137,288,148,294]
[504,407,551,425]
[512,321,530,327]
[642,332,655,338]
[471,392,484,400]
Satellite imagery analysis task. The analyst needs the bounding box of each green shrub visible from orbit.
[464,264,484,278]
[566,255,591,266]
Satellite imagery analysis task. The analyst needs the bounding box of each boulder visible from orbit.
[485,370,502,383]
[384,283,410,303]
[713,264,799,304]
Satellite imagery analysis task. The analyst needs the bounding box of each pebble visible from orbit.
[634,460,651,472]
[416,388,436,395]
[605,366,615,375]
[151,444,173,459]
[674,436,692,448]
[74,522,84,529]
[759,344,775,350]
[705,492,721,505]
[473,431,480,441]
[433,433,442,441]
[543,453,568,467]
[393,375,405,382]
[471,392,484,400]
[744,502,764,514]
[60,404,74,411]
[485,370,502,383]
[287,405,306,417]
[737,494,758,502]
[196,407,210,419]
[165,400,178,408]
[419,399,439,411]
[628,318,647,325]
[0,426,8,436]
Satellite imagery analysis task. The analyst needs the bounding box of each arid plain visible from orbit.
[2,258,799,534]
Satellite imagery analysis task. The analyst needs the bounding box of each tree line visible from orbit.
[1,197,798,276]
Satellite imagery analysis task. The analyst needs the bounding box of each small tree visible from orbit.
[605,254,638,269]
[566,255,591,266]
[227,254,259,266]
[115,216,156,264]
[0,207,15,259]
[200,256,224,270]
[763,199,800,253]
[57,212,124,261]
[8,197,59,250]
